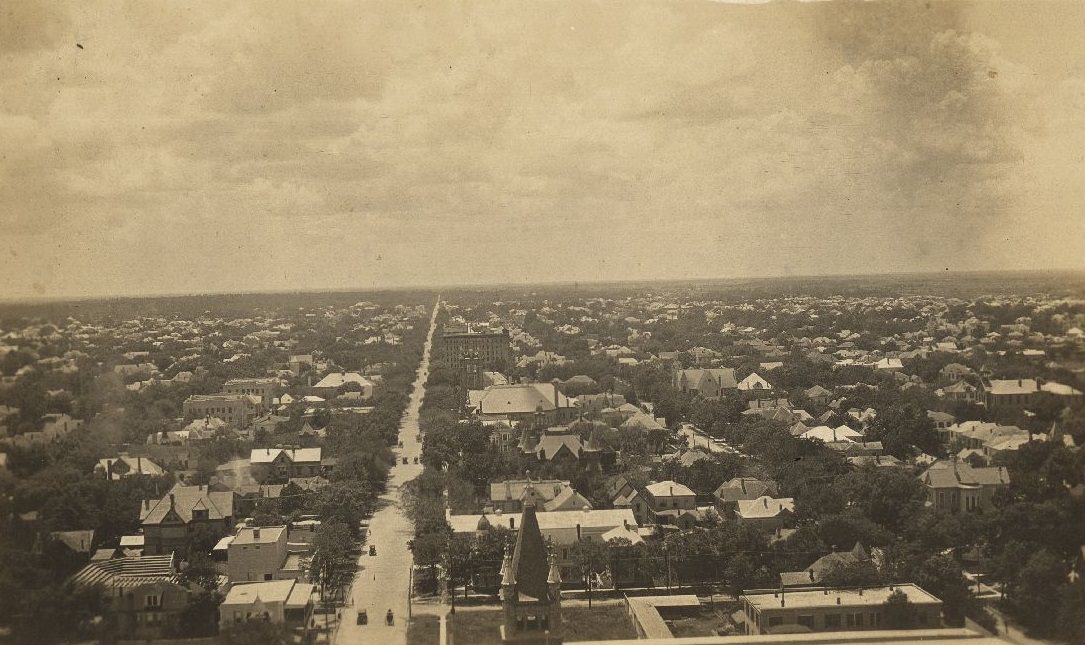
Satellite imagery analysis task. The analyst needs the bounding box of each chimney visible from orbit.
[144,499,150,511]
[136,456,142,473]
[168,493,176,510]
[836,596,841,605]
[253,528,261,540]
[553,382,560,411]
[740,479,747,494]
[763,498,768,509]
[809,570,815,581]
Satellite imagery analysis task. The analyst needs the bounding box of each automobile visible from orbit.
[357,610,367,625]
[369,545,376,556]
[402,457,408,465]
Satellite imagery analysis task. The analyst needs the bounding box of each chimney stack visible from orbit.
[253,528,260,540]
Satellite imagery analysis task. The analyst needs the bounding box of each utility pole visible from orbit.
[587,550,593,609]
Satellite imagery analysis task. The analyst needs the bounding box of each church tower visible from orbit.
[499,500,563,644]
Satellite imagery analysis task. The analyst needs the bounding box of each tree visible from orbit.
[908,554,972,627]
[307,521,354,600]
[570,538,611,607]
[1056,580,1085,644]
[219,621,292,645]
[1008,550,1066,637]
[882,588,919,629]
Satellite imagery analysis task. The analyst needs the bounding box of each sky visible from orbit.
[2,0,1084,299]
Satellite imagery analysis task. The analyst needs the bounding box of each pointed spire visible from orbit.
[547,552,562,585]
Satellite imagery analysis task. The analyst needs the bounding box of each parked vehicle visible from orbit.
[369,545,376,556]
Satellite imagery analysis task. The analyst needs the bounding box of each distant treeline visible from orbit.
[0,289,439,324]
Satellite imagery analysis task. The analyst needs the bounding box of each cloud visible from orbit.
[0,0,1083,298]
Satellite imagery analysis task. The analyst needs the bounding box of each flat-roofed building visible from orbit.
[224,378,281,409]
[741,584,943,635]
[443,326,511,372]
[182,394,261,428]
[227,525,291,583]
[219,579,314,634]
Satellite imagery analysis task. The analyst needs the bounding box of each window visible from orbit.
[768,616,783,627]
[264,573,274,580]
[854,613,863,627]
[145,594,161,609]
[846,614,855,627]
[797,615,814,629]
[825,614,841,629]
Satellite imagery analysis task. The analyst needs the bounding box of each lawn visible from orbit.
[449,604,635,645]
[406,614,441,645]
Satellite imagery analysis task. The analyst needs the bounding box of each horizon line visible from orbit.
[3,267,1085,307]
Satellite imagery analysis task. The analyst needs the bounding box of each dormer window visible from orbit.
[192,509,209,520]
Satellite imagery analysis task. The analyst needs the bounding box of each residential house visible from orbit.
[218,579,315,634]
[943,380,979,404]
[919,458,1010,512]
[736,496,795,531]
[96,454,164,480]
[250,447,323,483]
[780,543,871,588]
[311,371,375,400]
[714,478,779,517]
[643,481,696,525]
[673,368,737,399]
[737,372,774,391]
[227,525,304,583]
[804,385,832,407]
[70,553,187,640]
[490,479,574,514]
[140,484,234,555]
[940,363,973,382]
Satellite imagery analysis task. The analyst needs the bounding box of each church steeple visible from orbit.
[499,499,564,644]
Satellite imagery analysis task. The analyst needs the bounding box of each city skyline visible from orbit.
[3,0,1085,299]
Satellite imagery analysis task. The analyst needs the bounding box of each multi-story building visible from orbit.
[673,368,737,399]
[224,378,281,409]
[140,484,234,555]
[70,554,188,640]
[919,458,1010,512]
[740,584,943,635]
[182,394,262,428]
[643,480,696,525]
[443,326,512,371]
[249,447,324,483]
[227,525,300,583]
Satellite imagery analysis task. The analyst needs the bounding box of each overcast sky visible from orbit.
[2,1,1084,299]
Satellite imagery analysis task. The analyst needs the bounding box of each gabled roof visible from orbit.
[543,486,592,512]
[141,484,234,525]
[70,553,177,590]
[736,496,795,519]
[490,479,570,504]
[534,434,583,461]
[479,383,573,415]
[714,478,779,503]
[250,447,322,464]
[312,372,374,389]
[920,459,1010,489]
[645,480,695,498]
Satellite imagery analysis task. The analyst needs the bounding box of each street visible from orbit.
[334,297,439,645]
